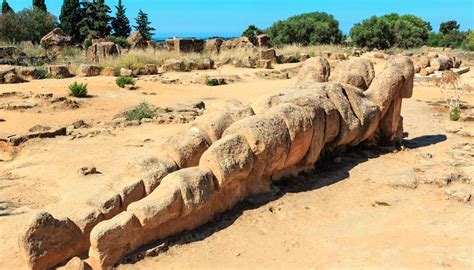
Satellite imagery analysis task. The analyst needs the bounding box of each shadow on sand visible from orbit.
[120,133,447,265]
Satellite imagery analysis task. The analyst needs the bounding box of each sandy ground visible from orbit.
[0,59,473,269]
[0,64,299,135]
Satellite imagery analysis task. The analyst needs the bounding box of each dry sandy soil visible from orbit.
[0,57,473,269]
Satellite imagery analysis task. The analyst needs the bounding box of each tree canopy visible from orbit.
[32,0,47,12]
[440,20,460,34]
[112,0,131,38]
[59,0,83,43]
[427,20,467,49]
[242,25,263,38]
[267,12,344,46]
[0,8,57,43]
[350,13,431,49]
[78,0,112,40]
[1,0,13,14]
[134,9,155,40]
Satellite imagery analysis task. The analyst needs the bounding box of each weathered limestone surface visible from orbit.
[19,56,414,269]
[331,59,375,90]
[165,38,205,53]
[40,28,71,52]
[127,32,148,49]
[297,57,331,84]
[77,64,102,77]
[87,42,121,63]
[47,65,71,78]
[19,212,88,270]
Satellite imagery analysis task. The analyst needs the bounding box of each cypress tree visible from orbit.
[78,0,112,40]
[111,0,131,37]
[59,0,83,43]
[134,9,155,40]
[32,0,47,12]
[1,0,13,14]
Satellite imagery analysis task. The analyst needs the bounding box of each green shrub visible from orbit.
[288,55,299,63]
[350,13,431,49]
[465,31,474,51]
[267,12,343,46]
[205,78,219,86]
[36,66,47,79]
[113,36,130,49]
[123,101,156,121]
[0,8,56,43]
[449,105,461,121]
[83,36,93,50]
[116,76,135,88]
[68,82,88,97]
[242,25,263,39]
[204,75,224,86]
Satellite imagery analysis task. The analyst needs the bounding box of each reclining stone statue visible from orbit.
[18,55,414,269]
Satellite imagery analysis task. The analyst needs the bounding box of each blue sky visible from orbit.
[7,0,474,38]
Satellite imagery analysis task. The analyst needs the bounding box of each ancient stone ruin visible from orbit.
[412,53,468,78]
[87,42,121,63]
[127,31,148,50]
[40,28,72,53]
[18,56,415,269]
[165,38,206,53]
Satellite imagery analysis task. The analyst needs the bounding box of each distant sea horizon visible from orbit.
[154,32,241,41]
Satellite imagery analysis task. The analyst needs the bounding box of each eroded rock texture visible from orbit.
[18,56,414,269]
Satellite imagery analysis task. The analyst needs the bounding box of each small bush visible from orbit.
[116,76,136,88]
[113,36,130,49]
[123,101,156,121]
[288,55,299,63]
[206,78,219,86]
[36,66,47,79]
[449,105,461,121]
[68,82,88,97]
[204,75,223,86]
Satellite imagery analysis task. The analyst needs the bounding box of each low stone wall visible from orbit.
[18,56,415,269]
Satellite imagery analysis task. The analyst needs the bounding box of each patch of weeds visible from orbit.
[449,105,461,121]
[68,82,88,98]
[36,67,48,79]
[123,101,156,121]
[61,46,82,58]
[288,55,300,63]
[112,36,131,49]
[116,76,136,88]
[204,75,224,86]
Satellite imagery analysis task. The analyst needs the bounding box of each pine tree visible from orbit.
[111,0,131,37]
[134,9,155,40]
[59,0,82,43]
[32,0,47,12]
[1,0,13,14]
[78,0,112,40]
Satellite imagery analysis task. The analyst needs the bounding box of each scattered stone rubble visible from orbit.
[0,91,79,111]
[18,55,420,269]
[412,52,469,80]
[40,28,72,53]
